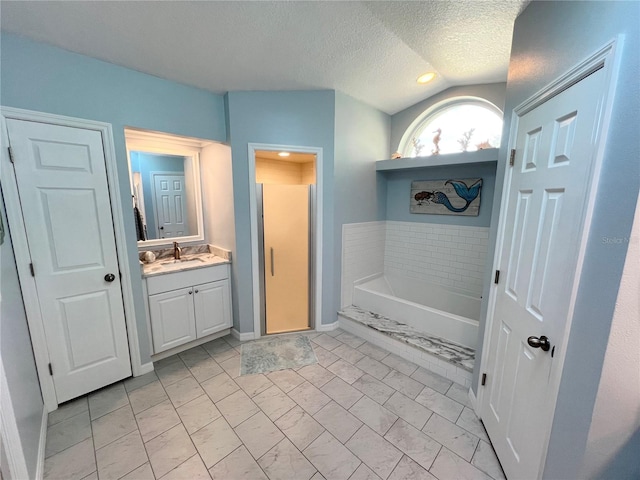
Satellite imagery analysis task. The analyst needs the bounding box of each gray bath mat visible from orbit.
[240,335,317,375]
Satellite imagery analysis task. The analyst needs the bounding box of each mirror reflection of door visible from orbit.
[153,173,188,238]
[256,150,316,334]
[129,151,196,240]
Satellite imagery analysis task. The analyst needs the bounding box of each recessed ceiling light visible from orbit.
[417,72,436,84]
[278,152,290,157]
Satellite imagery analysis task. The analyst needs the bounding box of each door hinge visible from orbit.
[29,263,35,277]
[8,146,15,163]
[48,363,53,376]
[509,149,516,166]
[481,373,487,386]
[494,270,500,284]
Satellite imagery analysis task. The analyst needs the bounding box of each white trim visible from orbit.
[468,387,479,414]
[248,143,324,340]
[315,321,339,332]
[35,407,47,480]
[231,328,255,342]
[0,359,30,480]
[0,107,143,409]
[477,37,623,478]
[137,362,155,376]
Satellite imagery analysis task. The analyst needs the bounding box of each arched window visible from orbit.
[399,97,503,158]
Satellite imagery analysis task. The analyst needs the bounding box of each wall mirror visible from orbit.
[125,128,209,248]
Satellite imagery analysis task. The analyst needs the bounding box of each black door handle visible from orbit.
[527,335,551,352]
[104,273,116,282]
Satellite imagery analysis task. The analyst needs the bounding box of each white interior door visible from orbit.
[153,174,187,238]
[6,119,131,403]
[480,67,607,479]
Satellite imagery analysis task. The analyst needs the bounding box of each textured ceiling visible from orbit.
[0,1,528,114]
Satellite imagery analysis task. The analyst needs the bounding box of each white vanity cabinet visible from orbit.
[146,264,231,354]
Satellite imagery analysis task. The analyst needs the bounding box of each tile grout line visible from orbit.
[88,400,99,479]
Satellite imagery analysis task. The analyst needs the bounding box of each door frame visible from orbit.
[0,107,143,412]
[248,143,323,339]
[477,37,623,477]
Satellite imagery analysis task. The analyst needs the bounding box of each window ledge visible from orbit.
[377,148,499,172]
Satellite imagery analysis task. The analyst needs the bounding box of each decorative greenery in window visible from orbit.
[399,97,503,158]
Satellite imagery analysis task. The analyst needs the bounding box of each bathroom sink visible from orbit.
[158,257,207,269]
[162,258,207,265]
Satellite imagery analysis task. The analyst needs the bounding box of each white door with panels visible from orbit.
[153,174,187,238]
[480,67,609,479]
[5,119,132,403]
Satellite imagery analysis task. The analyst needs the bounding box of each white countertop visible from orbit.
[141,253,230,277]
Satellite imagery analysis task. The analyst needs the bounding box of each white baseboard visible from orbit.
[469,387,479,414]
[35,407,47,479]
[316,321,339,332]
[137,362,154,376]
[231,328,256,341]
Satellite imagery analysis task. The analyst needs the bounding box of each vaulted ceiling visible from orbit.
[0,1,528,114]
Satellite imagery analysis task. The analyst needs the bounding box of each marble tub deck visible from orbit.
[339,306,475,372]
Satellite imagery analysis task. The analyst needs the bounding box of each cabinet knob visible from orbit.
[188,290,192,295]
[195,289,199,293]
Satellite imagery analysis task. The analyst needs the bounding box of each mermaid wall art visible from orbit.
[410,178,482,216]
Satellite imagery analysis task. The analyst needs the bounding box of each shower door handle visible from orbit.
[270,247,275,276]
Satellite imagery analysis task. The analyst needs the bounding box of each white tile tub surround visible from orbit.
[341,222,386,307]
[384,221,489,297]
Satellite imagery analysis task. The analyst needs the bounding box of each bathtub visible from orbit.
[352,274,480,348]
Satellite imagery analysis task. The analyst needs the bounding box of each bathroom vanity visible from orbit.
[141,246,232,355]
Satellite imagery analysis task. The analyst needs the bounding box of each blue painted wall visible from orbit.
[334,91,391,312]
[226,91,336,332]
[472,2,640,479]
[382,163,496,228]
[130,152,187,238]
[0,33,227,364]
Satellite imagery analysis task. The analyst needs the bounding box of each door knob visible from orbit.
[527,335,551,351]
[104,273,116,282]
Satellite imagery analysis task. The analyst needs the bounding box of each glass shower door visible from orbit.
[261,184,310,334]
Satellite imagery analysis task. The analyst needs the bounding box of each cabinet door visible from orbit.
[149,287,197,353]
[194,280,232,338]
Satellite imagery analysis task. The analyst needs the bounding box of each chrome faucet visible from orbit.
[173,241,182,260]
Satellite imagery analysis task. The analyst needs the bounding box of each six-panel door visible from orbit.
[6,119,132,403]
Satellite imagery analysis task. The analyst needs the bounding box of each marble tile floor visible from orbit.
[43,330,505,480]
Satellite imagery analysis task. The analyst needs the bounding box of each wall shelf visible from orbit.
[376,148,499,172]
